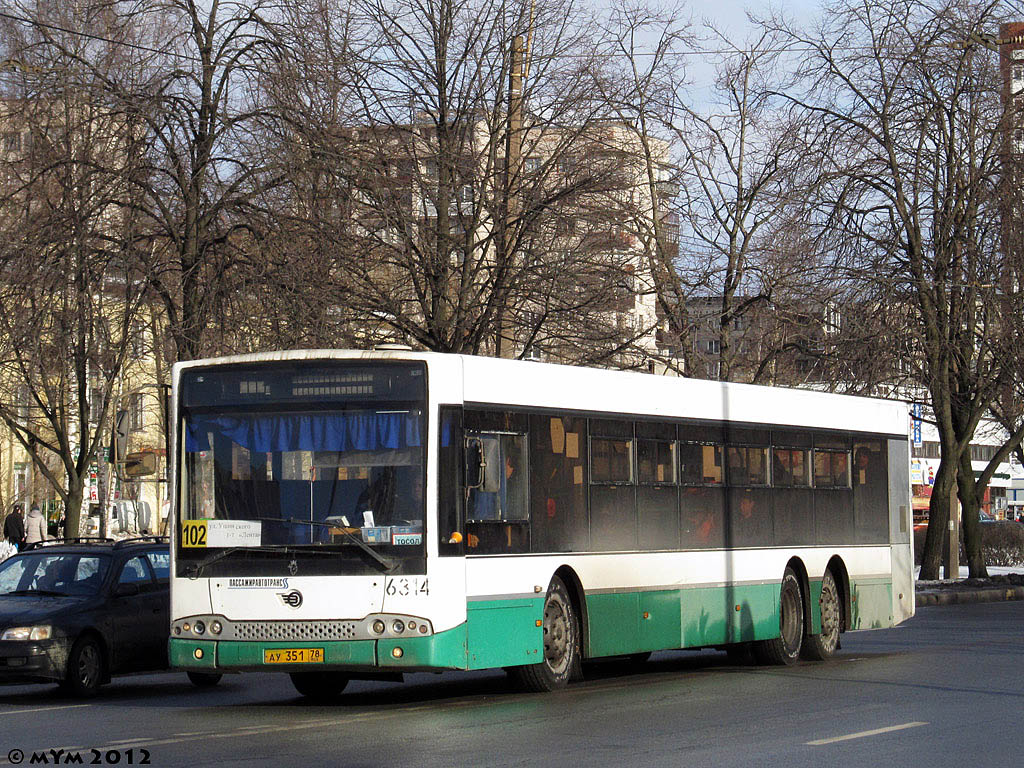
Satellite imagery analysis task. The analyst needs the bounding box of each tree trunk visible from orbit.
[919,458,956,580]
[957,450,988,578]
[64,477,85,540]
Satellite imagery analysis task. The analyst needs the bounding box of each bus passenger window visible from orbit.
[467,434,528,521]
[727,446,768,486]
[814,449,850,488]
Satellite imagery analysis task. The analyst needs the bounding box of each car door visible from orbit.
[143,550,171,668]
[108,555,159,672]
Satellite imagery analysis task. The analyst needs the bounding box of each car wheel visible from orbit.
[64,636,105,697]
[187,671,223,688]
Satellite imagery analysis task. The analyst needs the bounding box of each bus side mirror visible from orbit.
[122,451,158,477]
[111,409,129,464]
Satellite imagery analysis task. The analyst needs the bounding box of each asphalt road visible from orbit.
[1,601,1021,767]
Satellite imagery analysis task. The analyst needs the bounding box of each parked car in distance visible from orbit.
[84,501,154,536]
[0,537,220,696]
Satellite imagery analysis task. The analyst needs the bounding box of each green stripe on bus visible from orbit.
[378,623,472,669]
[462,598,544,669]
[850,580,894,629]
[584,583,782,655]
[169,638,217,669]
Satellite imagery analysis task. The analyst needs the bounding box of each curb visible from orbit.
[915,586,1024,606]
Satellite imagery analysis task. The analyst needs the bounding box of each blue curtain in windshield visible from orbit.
[185,412,422,453]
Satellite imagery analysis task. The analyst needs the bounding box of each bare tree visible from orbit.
[262,0,656,365]
[0,2,150,536]
[776,0,1024,578]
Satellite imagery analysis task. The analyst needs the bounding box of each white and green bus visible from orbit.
[169,350,914,698]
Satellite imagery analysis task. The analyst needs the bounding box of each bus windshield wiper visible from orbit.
[186,546,272,578]
[277,518,398,573]
[183,519,400,575]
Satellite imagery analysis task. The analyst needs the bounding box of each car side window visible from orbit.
[118,556,152,585]
[0,558,29,593]
[145,551,170,583]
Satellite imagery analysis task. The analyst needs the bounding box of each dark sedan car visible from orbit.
[0,537,220,696]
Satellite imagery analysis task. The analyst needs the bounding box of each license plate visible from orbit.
[263,648,324,664]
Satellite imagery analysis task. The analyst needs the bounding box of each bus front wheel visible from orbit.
[509,576,580,692]
[290,671,349,700]
[754,567,804,665]
[187,671,223,688]
[802,569,841,661]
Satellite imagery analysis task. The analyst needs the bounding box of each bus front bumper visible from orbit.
[169,625,468,674]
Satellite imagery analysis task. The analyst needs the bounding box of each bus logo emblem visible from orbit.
[278,590,303,608]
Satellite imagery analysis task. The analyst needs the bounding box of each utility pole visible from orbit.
[943,480,959,579]
[497,34,524,359]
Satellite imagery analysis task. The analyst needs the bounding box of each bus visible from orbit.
[169,350,914,698]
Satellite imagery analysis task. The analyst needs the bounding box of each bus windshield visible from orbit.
[176,362,426,577]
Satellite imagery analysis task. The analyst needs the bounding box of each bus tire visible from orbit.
[754,567,804,666]
[290,671,349,700]
[509,576,580,692]
[802,569,841,661]
[187,671,223,687]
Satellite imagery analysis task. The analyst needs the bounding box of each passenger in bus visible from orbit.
[832,452,849,487]
[356,469,396,524]
[694,506,716,544]
[854,446,881,487]
[773,450,793,486]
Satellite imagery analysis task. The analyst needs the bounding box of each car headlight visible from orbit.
[1,625,53,641]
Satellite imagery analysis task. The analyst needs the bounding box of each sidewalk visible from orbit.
[915,566,1024,606]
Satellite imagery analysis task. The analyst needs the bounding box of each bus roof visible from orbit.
[173,349,907,437]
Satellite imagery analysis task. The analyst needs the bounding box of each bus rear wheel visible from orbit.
[802,570,841,661]
[754,567,804,665]
[509,576,580,692]
[290,671,349,700]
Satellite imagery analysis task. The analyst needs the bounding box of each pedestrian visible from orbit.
[24,504,47,546]
[3,504,26,551]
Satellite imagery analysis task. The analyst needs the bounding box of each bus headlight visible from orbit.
[210,620,222,635]
[391,620,405,634]
[193,621,206,635]
[371,620,386,635]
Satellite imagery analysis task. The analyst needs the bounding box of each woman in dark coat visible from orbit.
[4,504,26,550]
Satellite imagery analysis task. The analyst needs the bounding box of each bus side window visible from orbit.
[438,406,464,556]
[467,434,528,521]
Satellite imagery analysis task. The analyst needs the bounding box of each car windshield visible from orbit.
[0,553,111,597]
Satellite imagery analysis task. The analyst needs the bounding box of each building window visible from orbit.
[3,132,21,152]
[130,320,147,358]
[129,392,145,431]
[1014,65,1024,82]
[523,157,542,174]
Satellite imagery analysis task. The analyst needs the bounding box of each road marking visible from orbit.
[0,704,90,715]
[807,721,928,746]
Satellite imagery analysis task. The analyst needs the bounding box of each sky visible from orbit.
[697,0,821,37]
